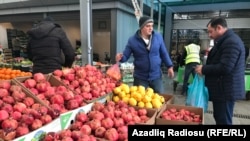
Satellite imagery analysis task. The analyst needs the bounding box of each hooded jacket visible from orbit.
[202,29,245,101]
[27,20,75,74]
[120,30,173,81]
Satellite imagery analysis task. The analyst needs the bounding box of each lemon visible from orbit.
[138,85,146,95]
[122,97,130,104]
[118,91,126,98]
[138,101,145,108]
[134,93,142,101]
[146,87,154,94]
[145,91,154,98]
[125,93,131,98]
[142,95,151,103]
[152,99,162,108]
[152,93,161,99]
[113,87,122,94]
[159,96,165,103]
[121,84,130,94]
[145,102,153,108]
[130,86,138,92]
[128,97,137,106]
[113,96,120,103]
[130,91,137,98]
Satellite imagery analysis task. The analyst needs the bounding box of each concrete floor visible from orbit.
[162,74,250,125]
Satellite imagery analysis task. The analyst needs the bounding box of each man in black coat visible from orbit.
[27,16,75,74]
[195,17,245,125]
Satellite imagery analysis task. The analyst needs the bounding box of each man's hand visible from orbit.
[168,67,174,79]
[195,65,203,75]
[116,53,123,62]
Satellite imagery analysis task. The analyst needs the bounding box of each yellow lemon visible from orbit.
[152,93,161,99]
[112,96,120,103]
[130,86,138,92]
[130,91,137,98]
[125,93,131,98]
[121,83,130,94]
[122,97,130,104]
[159,96,165,103]
[138,101,145,108]
[118,91,126,98]
[145,102,153,109]
[134,93,142,102]
[142,95,151,103]
[138,85,146,95]
[146,87,154,93]
[113,87,122,95]
[151,99,162,108]
[128,97,137,106]
[145,91,154,98]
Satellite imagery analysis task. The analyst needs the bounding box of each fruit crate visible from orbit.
[155,104,204,125]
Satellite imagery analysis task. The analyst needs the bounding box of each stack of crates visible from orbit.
[3,48,13,61]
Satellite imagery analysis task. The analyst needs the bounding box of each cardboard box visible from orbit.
[155,104,204,125]
[134,107,157,125]
[13,118,61,141]
[59,103,93,130]
[0,80,61,141]
[160,93,175,105]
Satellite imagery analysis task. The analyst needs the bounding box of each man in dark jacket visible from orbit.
[27,16,75,74]
[116,16,174,93]
[195,17,245,125]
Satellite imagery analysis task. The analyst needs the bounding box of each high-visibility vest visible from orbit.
[185,43,200,64]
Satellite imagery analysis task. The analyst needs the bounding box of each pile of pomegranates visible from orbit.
[42,101,151,141]
[53,65,120,102]
[160,107,202,123]
[18,73,87,114]
[0,81,56,140]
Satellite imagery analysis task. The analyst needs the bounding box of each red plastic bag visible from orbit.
[106,63,121,80]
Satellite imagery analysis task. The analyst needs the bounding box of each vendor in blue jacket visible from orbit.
[116,16,174,94]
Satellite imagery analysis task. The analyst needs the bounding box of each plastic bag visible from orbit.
[106,63,121,81]
[186,74,209,112]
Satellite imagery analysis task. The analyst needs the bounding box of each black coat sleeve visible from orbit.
[58,29,75,67]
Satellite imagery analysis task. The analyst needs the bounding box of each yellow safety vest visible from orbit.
[185,43,200,64]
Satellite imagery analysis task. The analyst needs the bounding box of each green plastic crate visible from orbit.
[175,66,193,84]
[245,71,250,91]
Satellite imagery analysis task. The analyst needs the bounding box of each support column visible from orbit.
[80,0,93,65]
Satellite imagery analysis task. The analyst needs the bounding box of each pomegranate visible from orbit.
[94,126,106,138]
[24,78,37,88]
[11,111,22,121]
[80,125,92,135]
[23,97,35,107]
[1,119,18,130]
[104,128,119,141]
[88,119,101,131]
[31,119,43,130]
[16,126,29,137]
[33,73,46,82]
[0,110,9,121]
[53,69,63,77]
[101,117,114,129]
[0,88,9,98]
[75,112,88,123]
[59,129,72,138]
[12,91,26,102]
[0,81,11,90]
[2,96,14,104]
